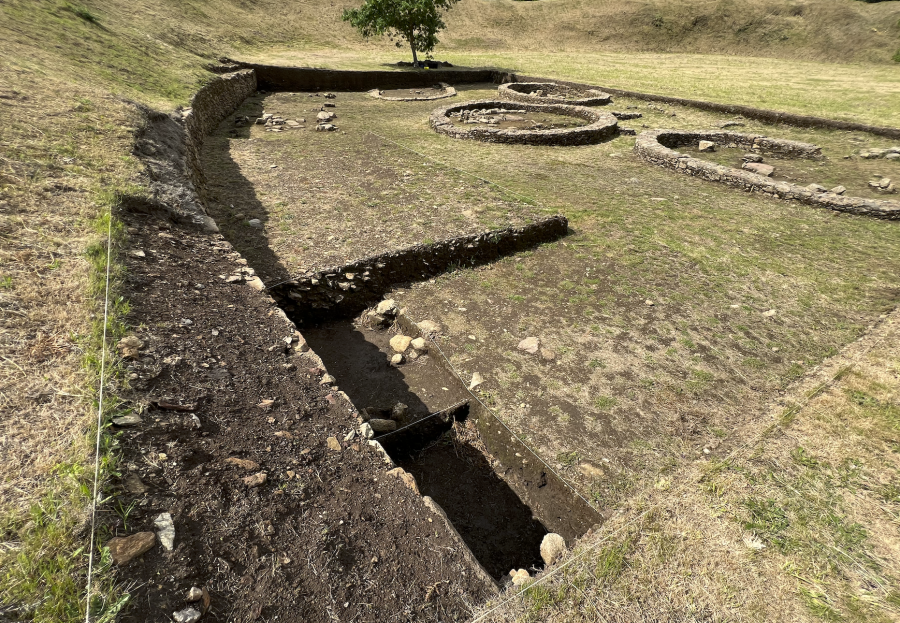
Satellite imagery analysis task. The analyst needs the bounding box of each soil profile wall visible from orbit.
[233,63,496,92]
[271,216,570,323]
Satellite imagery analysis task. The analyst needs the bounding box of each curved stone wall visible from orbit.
[498,82,611,107]
[635,129,900,220]
[430,100,618,146]
[368,83,457,101]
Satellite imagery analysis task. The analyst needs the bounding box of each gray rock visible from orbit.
[391,403,408,421]
[510,568,530,586]
[886,153,900,161]
[698,140,715,152]
[806,184,826,193]
[315,123,337,132]
[112,414,142,426]
[517,337,540,354]
[360,422,374,439]
[186,587,203,602]
[247,218,263,229]
[742,153,763,163]
[742,162,775,177]
[317,111,335,122]
[879,177,892,189]
[468,372,485,390]
[376,299,399,317]
[324,93,336,99]
[173,608,202,623]
[154,512,175,551]
[829,185,847,195]
[540,533,566,565]
[369,418,397,433]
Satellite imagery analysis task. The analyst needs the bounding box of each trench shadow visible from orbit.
[301,320,431,418]
[200,93,292,284]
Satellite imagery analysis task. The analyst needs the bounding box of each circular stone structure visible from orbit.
[368,83,457,101]
[498,82,612,107]
[635,129,900,219]
[430,100,619,146]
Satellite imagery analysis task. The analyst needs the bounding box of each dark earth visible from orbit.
[109,213,499,623]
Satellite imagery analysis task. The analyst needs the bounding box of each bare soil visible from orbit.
[110,213,495,623]
[380,87,450,99]
[448,110,586,131]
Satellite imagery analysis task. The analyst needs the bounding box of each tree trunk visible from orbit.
[409,38,418,65]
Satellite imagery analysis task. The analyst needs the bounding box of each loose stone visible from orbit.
[391,403,408,421]
[326,436,342,452]
[376,299,399,316]
[173,607,202,623]
[698,140,715,152]
[225,457,260,470]
[510,568,531,586]
[417,320,441,335]
[390,353,404,365]
[742,162,775,177]
[517,337,540,354]
[830,185,847,195]
[112,414,142,426]
[154,512,175,551]
[540,533,566,565]
[360,422,375,439]
[186,587,203,602]
[369,418,397,433]
[107,532,156,565]
[243,472,267,487]
[468,372,485,390]
[389,335,413,353]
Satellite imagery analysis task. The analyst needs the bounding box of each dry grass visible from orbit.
[474,306,900,623]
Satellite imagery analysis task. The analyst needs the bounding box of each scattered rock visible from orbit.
[320,374,336,385]
[247,218,263,229]
[172,607,202,623]
[391,403,408,421]
[324,93,336,99]
[742,153,763,163]
[742,162,775,177]
[315,124,337,132]
[326,436,342,452]
[390,353,404,365]
[468,372,484,390]
[540,533,566,565]
[116,335,143,359]
[369,418,397,433]
[389,335,412,353]
[830,185,847,195]
[360,422,374,439]
[124,473,148,494]
[225,457,260,470]
[417,320,441,335]
[410,337,426,351]
[243,472,267,487]
[698,140,715,152]
[762,309,777,317]
[107,532,156,565]
[112,414,142,426]
[187,586,203,602]
[517,337,540,354]
[154,512,175,551]
[387,467,420,494]
[256,399,275,409]
[376,299,399,317]
[128,249,146,258]
[316,111,335,122]
[539,348,556,361]
[510,568,531,586]
[806,183,826,193]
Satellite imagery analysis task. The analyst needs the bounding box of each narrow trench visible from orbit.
[300,314,584,581]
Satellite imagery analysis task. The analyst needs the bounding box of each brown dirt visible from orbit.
[380,87,449,99]
[110,213,494,623]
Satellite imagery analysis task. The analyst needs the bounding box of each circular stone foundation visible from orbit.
[430,100,618,145]
[635,129,900,219]
[498,82,612,107]
[368,83,457,101]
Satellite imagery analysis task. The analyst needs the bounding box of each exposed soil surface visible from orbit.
[200,87,545,283]
[680,144,898,200]
[380,87,451,99]
[111,213,495,623]
[447,109,586,131]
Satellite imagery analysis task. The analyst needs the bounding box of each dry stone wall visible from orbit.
[271,216,570,323]
[498,82,612,107]
[430,100,619,146]
[635,129,900,219]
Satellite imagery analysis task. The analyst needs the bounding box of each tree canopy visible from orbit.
[342,0,461,65]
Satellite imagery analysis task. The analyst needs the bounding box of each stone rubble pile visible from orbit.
[859,147,900,160]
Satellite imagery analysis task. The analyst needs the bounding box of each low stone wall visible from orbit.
[498,82,611,107]
[367,83,457,101]
[510,73,900,140]
[430,100,619,146]
[128,70,257,232]
[635,129,900,219]
[271,216,570,323]
[232,62,496,92]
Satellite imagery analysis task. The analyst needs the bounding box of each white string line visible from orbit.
[373,400,468,441]
[84,206,114,623]
[468,315,896,623]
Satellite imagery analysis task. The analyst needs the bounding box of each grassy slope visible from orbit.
[0,0,899,619]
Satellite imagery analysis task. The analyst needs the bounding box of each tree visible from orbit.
[342,0,461,65]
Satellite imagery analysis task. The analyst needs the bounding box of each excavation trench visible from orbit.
[301,314,602,582]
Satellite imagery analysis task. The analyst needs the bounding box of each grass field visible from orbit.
[2,0,900,619]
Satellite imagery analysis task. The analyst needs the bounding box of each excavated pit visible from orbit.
[300,312,602,581]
